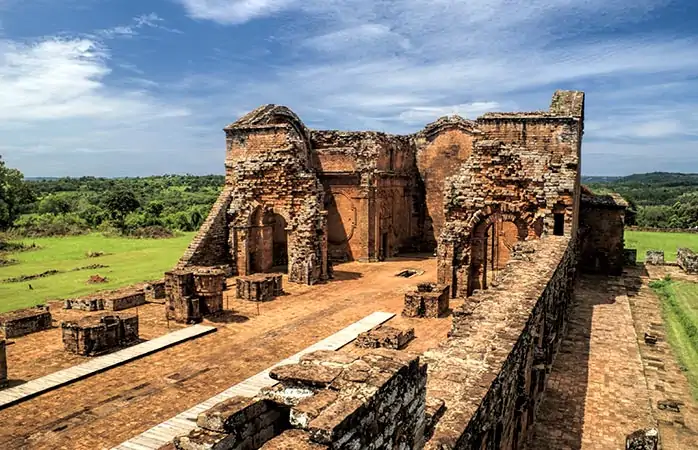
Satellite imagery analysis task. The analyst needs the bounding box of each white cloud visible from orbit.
[176,0,295,24]
[0,37,187,121]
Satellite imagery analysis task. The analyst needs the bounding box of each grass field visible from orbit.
[0,233,195,313]
[650,277,698,400]
[625,230,698,262]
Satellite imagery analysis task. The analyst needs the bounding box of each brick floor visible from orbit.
[0,256,455,450]
[529,274,656,449]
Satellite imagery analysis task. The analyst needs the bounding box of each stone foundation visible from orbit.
[646,251,665,265]
[61,314,139,356]
[0,306,52,338]
[144,280,166,302]
[64,297,104,311]
[624,249,638,266]
[403,283,450,318]
[355,325,415,350]
[677,248,698,274]
[0,340,7,389]
[236,274,283,302]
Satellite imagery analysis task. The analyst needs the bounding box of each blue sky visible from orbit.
[1,0,697,177]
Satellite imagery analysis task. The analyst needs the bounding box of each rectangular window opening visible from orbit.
[553,213,565,236]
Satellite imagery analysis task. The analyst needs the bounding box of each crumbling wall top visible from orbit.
[415,115,482,139]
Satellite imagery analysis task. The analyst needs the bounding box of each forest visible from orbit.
[1,155,223,237]
[584,172,698,229]
[3,153,698,238]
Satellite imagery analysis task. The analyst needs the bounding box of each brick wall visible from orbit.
[62,314,139,356]
[424,236,577,449]
[579,193,627,275]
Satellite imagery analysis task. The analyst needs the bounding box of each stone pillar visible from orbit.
[0,340,7,389]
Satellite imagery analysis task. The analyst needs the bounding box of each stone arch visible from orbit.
[468,211,529,295]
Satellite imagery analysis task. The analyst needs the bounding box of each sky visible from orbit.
[0,0,697,177]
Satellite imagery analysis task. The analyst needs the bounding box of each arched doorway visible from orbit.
[268,212,288,271]
[469,214,527,295]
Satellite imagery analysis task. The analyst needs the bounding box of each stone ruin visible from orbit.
[0,305,52,338]
[172,349,427,450]
[63,281,162,312]
[165,267,226,323]
[0,339,7,389]
[144,89,651,448]
[403,282,450,318]
[677,247,698,274]
[624,248,638,266]
[61,314,139,356]
[236,273,283,302]
[646,250,665,265]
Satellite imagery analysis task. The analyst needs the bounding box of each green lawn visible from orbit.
[625,230,698,262]
[0,233,195,313]
[650,277,698,400]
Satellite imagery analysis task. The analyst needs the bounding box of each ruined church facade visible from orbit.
[175,90,587,296]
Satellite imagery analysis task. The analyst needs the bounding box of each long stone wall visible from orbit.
[423,236,577,449]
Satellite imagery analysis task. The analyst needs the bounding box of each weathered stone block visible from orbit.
[260,429,328,449]
[645,250,664,265]
[61,314,139,356]
[0,306,52,338]
[270,364,343,388]
[355,325,414,350]
[677,247,698,274]
[236,274,283,302]
[402,283,449,318]
[197,397,269,433]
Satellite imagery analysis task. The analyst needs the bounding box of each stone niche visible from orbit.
[173,349,427,450]
[677,248,698,274]
[236,274,283,302]
[61,314,139,356]
[646,250,665,265]
[403,282,450,318]
[355,324,415,350]
[0,339,7,389]
[0,305,52,338]
[165,267,226,323]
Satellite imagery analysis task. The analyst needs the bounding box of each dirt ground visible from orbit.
[0,255,457,450]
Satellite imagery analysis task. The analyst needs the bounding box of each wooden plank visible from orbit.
[111,311,395,450]
[0,325,217,410]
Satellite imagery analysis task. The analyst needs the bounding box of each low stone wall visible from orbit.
[0,306,52,338]
[64,297,104,311]
[236,274,283,302]
[0,340,7,388]
[646,250,665,265]
[173,349,427,449]
[403,282,449,318]
[104,290,146,311]
[62,314,139,356]
[174,397,288,450]
[677,248,698,274]
[423,236,577,449]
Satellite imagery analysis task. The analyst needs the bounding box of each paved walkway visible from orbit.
[0,325,216,410]
[529,274,655,449]
[112,312,394,450]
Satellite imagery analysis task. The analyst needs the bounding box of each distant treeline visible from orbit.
[585,172,698,229]
[7,173,225,237]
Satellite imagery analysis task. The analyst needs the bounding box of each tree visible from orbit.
[0,156,34,229]
[145,200,164,217]
[103,190,140,224]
